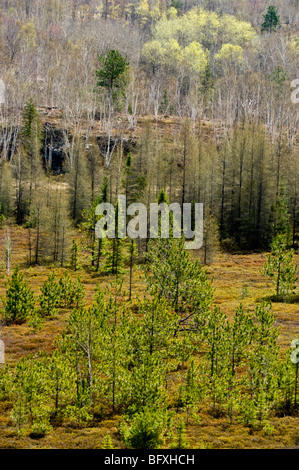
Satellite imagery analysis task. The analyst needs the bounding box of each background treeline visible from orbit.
[0,0,298,260]
[0,0,298,135]
[0,102,298,268]
[0,1,298,449]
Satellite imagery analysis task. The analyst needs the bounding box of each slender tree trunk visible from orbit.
[129,249,133,301]
[35,208,40,265]
[28,228,32,267]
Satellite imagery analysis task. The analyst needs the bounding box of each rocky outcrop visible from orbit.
[43,123,68,173]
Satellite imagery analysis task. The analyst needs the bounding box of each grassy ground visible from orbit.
[0,226,298,449]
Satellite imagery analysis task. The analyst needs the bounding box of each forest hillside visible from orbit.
[0,0,298,450]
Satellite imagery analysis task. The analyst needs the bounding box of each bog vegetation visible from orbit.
[0,0,298,449]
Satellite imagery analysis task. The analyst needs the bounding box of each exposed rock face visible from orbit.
[43,123,67,173]
[0,126,19,160]
[0,123,67,171]
[0,119,137,172]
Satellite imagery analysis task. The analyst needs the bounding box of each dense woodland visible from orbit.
[0,0,298,449]
[0,0,298,254]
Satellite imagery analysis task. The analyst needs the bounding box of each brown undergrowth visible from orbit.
[0,226,298,449]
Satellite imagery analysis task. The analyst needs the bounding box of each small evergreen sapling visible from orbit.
[28,308,43,333]
[172,418,189,449]
[39,271,60,318]
[58,272,76,308]
[120,406,168,449]
[2,266,35,325]
[102,432,114,449]
[262,233,297,302]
